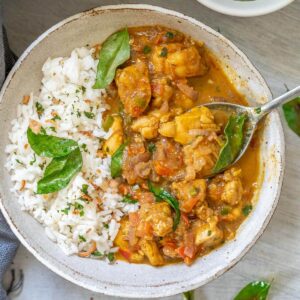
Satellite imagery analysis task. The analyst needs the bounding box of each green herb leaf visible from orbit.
[29,154,36,166]
[182,290,194,300]
[282,97,300,136]
[79,235,86,242]
[242,205,253,216]
[51,115,61,121]
[110,143,126,178]
[147,142,156,154]
[234,281,271,300]
[213,114,247,173]
[160,47,168,57]
[148,181,180,230]
[107,252,115,262]
[102,115,114,132]
[92,250,103,257]
[93,28,130,89]
[81,184,89,195]
[122,194,138,204]
[84,111,95,119]
[27,127,78,158]
[165,31,174,39]
[35,102,44,117]
[37,148,82,194]
[143,45,151,54]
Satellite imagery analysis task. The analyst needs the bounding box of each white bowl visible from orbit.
[197,0,294,17]
[0,4,284,298]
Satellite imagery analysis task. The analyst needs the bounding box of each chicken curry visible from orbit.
[97,26,261,266]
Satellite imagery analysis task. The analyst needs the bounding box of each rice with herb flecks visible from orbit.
[5,47,138,259]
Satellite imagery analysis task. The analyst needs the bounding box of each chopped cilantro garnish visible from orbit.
[51,115,61,121]
[122,194,138,204]
[143,45,151,54]
[220,207,230,216]
[160,47,168,57]
[147,142,156,154]
[29,154,36,166]
[81,184,89,195]
[49,126,56,132]
[35,102,44,118]
[107,252,115,262]
[16,159,24,166]
[165,31,174,39]
[242,204,253,216]
[92,250,103,257]
[78,235,86,242]
[84,111,95,119]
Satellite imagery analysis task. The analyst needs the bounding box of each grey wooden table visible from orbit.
[2,0,300,299]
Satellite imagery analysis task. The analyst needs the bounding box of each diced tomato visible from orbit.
[181,212,190,226]
[177,245,185,259]
[154,161,174,176]
[181,197,199,213]
[119,248,131,262]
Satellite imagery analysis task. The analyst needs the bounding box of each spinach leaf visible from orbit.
[213,114,246,173]
[282,97,300,136]
[110,143,126,178]
[148,181,180,230]
[182,290,194,300]
[93,28,130,89]
[37,148,82,194]
[27,128,78,158]
[234,281,271,300]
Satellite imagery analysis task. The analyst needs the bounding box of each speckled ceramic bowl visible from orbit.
[0,5,284,298]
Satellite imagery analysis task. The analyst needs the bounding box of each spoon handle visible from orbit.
[258,86,300,118]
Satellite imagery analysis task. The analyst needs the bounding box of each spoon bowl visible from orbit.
[204,85,300,173]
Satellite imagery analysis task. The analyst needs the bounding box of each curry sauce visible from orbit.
[100,26,260,266]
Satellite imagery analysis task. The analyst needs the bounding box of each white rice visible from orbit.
[5,47,138,259]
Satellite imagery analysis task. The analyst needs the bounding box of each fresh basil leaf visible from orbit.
[122,194,138,204]
[110,143,126,178]
[148,181,180,230]
[213,114,246,173]
[182,290,194,300]
[27,128,78,158]
[37,148,82,194]
[234,281,271,300]
[93,28,130,89]
[282,97,300,136]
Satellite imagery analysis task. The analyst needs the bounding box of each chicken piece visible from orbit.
[103,116,124,155]
[151,77,174,107]
[173,89,194,110]
[193,216,223,247]
[171,179,206,213]
[139,239,164,266]
[138,202,173,237]
[114,218,144,263]
[153,138,184,179]
[208,168,243,206]
[122,140,151,185]
[115,59,151,117]
[159,107,220,145]
[131,115,159,139]
[195,204,214,221]
[183,135,221,180]
[150,44,207,79]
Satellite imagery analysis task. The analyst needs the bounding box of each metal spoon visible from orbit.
[204,85,300,173]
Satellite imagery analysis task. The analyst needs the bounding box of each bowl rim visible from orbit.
[0,4,285,298]
[196,0,294,17]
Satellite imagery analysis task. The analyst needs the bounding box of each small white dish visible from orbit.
[197,0,294,17]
